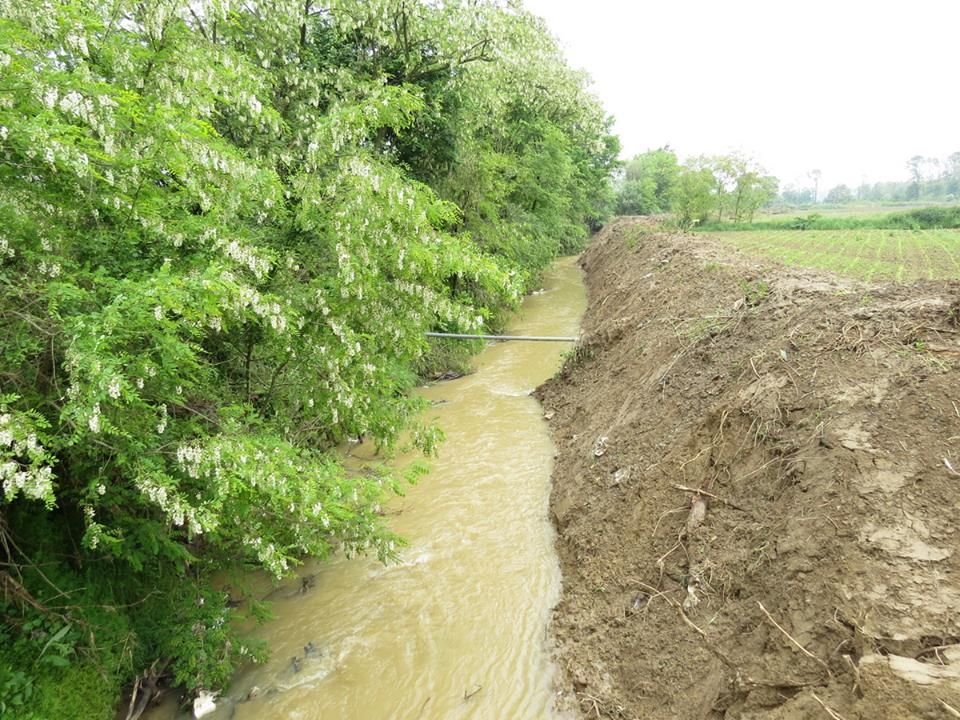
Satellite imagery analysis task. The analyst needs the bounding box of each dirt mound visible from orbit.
[537,218,960,719]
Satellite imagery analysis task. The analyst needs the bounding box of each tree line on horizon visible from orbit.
[618,148,960,226]
[783,152,960,205]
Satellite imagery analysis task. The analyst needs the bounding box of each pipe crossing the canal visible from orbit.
[425,332,578,342]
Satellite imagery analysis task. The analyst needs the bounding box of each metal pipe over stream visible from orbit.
[425,332,578,342]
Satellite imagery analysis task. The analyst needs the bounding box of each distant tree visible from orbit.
[781,185,815,205]
[825,184,854,203]
[673,166,717,228]
[689,153,776,223]
[808,169,822,203]
[907,155,924,199]
[946,151,960,197]
[704,154,748,222]
[945,152,960,179]
[732,172,779,221]
[616,147,679,215]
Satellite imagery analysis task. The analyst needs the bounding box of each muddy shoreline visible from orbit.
[537,219,960,719]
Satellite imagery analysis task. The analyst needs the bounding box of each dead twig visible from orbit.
[637,580,739,675]
[842,654,861,694]
[124,676,142,720]
[124,658,167,720]
[651,506,687,538]
[655,541,683,569]
[672,484,748,512]
[579,691,604,718]
[939,698,960,718]
[915,643,960,663]
[757,602,832,678]
[811,693,848,720]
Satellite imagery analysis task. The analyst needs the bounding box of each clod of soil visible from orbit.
[536,218,960,719]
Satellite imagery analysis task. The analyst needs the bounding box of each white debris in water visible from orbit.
[193,691,218,718]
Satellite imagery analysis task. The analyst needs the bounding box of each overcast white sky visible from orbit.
[522,0,960,192]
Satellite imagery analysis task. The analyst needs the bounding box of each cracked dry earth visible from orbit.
[536,218,960,719]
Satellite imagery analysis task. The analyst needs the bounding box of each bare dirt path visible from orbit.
[537,218,960,719]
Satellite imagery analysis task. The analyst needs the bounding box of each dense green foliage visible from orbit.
[615,148,778,227]
[0,1,617,714]
[615,147,678,215]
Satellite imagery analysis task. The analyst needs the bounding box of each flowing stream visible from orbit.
[148,255,586,720]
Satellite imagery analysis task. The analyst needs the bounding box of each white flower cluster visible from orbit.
[136,474,209,537]
[64,29,89,57]
[243,536,288,577]
[35,82,116,154]
[37,260,61,277]
[82,506,104,549]
[88,403,102,433]
[176,444,205,479]
[107,376,122,399]
[236,285,289,332]
[220,239,272,280]
[190,141,258,181]
[0,412,55,504]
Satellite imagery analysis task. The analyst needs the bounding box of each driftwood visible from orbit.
[125,658,169,720]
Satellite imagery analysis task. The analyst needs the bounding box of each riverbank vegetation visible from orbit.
[0,1,617,715]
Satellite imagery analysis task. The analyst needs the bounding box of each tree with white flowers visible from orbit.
[0,0,616,714]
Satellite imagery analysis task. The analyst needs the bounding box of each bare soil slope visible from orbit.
[537,218,960,719]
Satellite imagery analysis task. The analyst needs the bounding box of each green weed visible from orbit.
[623,224,655,250]
[677,310,737,346]
[739,279,771,306]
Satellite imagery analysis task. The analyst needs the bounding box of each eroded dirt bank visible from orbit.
[536,218,960,719]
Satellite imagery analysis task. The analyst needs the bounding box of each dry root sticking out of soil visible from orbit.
[537,218,960,719]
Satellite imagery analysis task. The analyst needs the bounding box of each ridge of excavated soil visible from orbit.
[537,218,960,720]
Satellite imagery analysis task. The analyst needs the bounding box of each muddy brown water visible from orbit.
[147,256,586,720]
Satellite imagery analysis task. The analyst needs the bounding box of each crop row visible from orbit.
[708,229,960,282]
